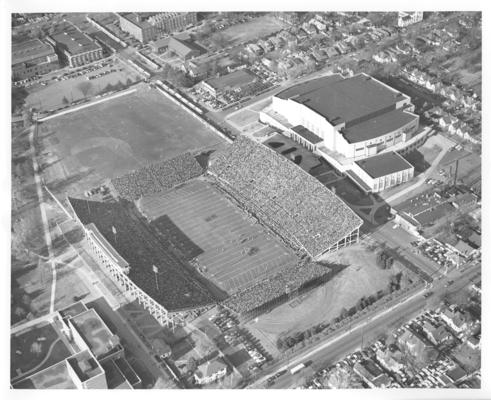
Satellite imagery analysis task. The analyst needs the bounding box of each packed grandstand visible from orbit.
[208,136,363,258]
[223,261,332,314]
[67,197,215,311]
[111,152,203,200]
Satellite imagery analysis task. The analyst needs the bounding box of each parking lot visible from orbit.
[25,58,140,112]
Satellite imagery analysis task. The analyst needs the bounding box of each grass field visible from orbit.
[138,179,297,294]
[26,60,139,112]
[245,243,407,353]
[38,86,224,196]
[221,15,285,46]
[11,322,71,380]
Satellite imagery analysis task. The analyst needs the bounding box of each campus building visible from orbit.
[168,37,202,61]
[349,151,414,193]
[260,73,429,192]
[118,12,197,43]
[398,12,424,27]
[201,69,257,97]
[47,28,104,67]
[11,301,141,389]
[12,38,60,80]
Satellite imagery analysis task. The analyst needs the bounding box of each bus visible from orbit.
[290,363,306,375]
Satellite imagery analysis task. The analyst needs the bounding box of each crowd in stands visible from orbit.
[68,197,215,311]
[223,261,331,314]
[208,136,363,258]
[111,153,203,201]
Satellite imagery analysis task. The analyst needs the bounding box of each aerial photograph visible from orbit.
[9,7,483,393]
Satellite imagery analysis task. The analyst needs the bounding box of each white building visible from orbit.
[260,73,426,192]
[398,12,424,27]
[349,151,414,193]
[194,359,227,385]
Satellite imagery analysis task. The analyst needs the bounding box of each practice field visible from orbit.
[39,86,224,196]
[138,179,298,294]
[221,15,286,46]
[246,244,410,353]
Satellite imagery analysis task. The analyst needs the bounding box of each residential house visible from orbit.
[466,335,480,350]
[193,359,227,385]
[440,308,468,334]
[353,360,392,388]
[375,349,405,374]
[421,321,453,346]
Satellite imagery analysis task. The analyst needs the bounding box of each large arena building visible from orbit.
[260,73,430,192]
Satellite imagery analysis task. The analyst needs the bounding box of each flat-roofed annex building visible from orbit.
[261,73,419,160]
[12,39,60,80]
[349,151,415,193]
[47,28,103,67]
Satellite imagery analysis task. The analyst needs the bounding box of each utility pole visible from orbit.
[153,265,160,291]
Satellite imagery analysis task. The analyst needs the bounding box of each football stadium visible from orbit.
[68,137,362,328]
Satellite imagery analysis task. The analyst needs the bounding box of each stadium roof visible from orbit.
[12,39,56,65]
[205,69,257,92]
[341,109,418,143]
[86,223,129,268]
[276,73,408,126]
[209,136,363,258]
[356,151,413,178]
[51,29,102,55]
[291,125,323,144]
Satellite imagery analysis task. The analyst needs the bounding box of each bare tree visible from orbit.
[77,81,93,98]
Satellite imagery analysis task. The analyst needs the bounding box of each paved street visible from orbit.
[250,261,480,389]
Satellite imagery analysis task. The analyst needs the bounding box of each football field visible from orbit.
[139,179,298,294]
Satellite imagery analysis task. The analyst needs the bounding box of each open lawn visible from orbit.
[227,109,258,128]
[221,16,285,46]
[26,60,139,112]
[245,243,406,353]
[38,86,224,196]
[139,179,297,294]
[435,148,481,188]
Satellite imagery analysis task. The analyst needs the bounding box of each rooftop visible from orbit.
[12,38,56,65]
[194,359,227,378]
[59,301,88,321]
[69,308,119,358]
[205,69,257,92]
[342,109,418,143]
[66,350,104,382]
[13,360,77,389]
[168,37,202,58]
[356,151,413,179]
[118,12,154,29]
[276,73,408,126]
[51,29,102,55]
